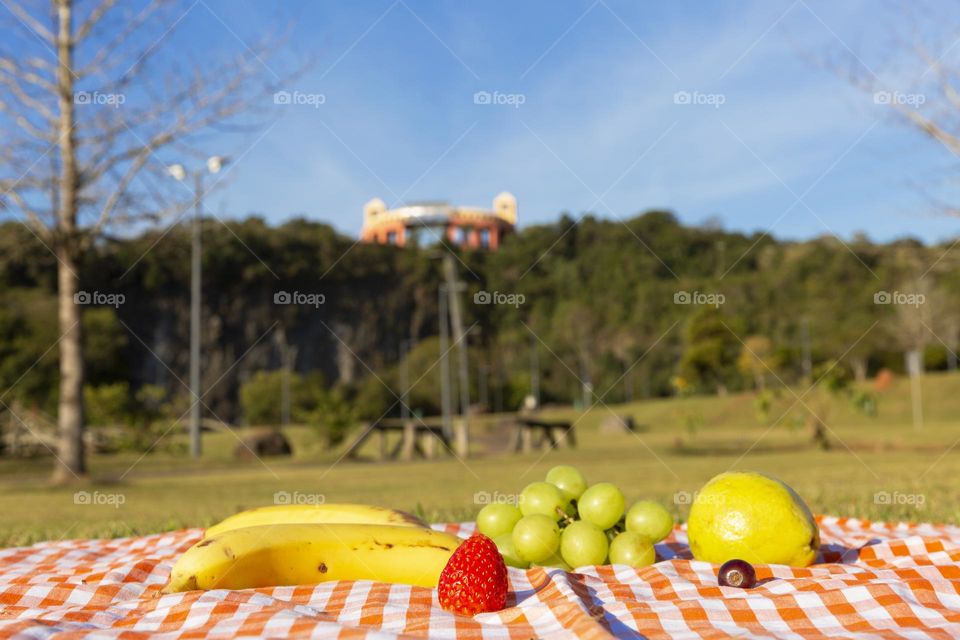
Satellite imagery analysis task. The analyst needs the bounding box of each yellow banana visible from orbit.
[166,523,461,592]
[204,503,426,538]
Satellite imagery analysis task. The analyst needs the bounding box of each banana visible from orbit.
[166,523,461,592]
[204,503,426,538]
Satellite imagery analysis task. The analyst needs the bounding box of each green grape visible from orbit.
[532,550,571,570]
[560,521,609,568]
[578,482,625,529]
[477,503,523,538]
[494,533,529,569]
[519,481,566,520]
[625,500,674,543]
[545,465,588,500]
[512,514,561,563]
[608,531,656,568]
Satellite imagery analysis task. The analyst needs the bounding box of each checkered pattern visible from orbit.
[2,516,960,638]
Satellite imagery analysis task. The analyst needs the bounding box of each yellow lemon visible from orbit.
[686,471,819,567]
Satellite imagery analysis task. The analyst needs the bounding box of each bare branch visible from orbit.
[1,0,55,44]
[0,102,56,141]
[87,144,152,237]
[0,69,57,124]
[74,0,116,43]
[76,1,172,79]
[83,42,296,190]
[0,185,51,239]
[0,55,58,92]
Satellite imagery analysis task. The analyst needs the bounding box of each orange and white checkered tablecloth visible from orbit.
[2,516,960,638]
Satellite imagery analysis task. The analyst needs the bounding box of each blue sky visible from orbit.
[176,0,959,243]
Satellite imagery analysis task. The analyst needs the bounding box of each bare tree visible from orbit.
[821,5,960,211]
[820,8,960,429]
[0,0,294,482]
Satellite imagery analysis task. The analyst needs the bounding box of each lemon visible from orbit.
[686,471,819,567]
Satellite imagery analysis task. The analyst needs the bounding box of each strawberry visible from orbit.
[438,533,508,615]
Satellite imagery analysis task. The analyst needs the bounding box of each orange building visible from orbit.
[360,193,516,250]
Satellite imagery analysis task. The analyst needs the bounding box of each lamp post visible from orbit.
[167,156,228,458]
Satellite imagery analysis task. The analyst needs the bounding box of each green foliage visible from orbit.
[0,209,958,426]
[239,370,353,446]
[84,383,131,426]
[82,307,128,387]
[754,389,773,423]
[81,382,179,452]
[503,371,533,412]
[852,389,878,416]
[239,370,290,426]
[352,376,393,421]
[0,289,59,411]
[296,384,354,447]
[813,360,853,394]
[679,308,740,393]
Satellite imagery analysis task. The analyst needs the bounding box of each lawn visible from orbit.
[2,371,959,547]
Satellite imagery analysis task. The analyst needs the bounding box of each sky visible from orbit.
[88,1,960,243]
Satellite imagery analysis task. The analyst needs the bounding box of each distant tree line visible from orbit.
[1,210,957,442]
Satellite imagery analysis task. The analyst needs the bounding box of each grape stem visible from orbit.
[556,506,576,526]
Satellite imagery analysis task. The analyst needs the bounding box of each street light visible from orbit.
[168,156,229,458]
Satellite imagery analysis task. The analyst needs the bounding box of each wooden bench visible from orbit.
[510,417,576,453]
[343,419,452,461]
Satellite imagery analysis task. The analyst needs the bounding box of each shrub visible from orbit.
[240,369,355,446]
[84,382,131,427]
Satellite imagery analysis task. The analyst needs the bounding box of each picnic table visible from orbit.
[343,419,452,461]
[4,516,960,637]
[509,416,576,453]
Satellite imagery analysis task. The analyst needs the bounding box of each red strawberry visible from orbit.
[438,533,508,615]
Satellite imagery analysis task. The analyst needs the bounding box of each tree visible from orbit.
[679,308,740,395]
[824,5,960,215]
[802,360,877,450]
[736,335,775,391]
[0,0,291,481]
[551,300,600,407]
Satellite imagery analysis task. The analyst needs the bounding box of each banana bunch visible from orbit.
[203,503,426,538]
[166,504,460,592]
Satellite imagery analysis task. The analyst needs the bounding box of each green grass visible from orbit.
[3,372,960,546]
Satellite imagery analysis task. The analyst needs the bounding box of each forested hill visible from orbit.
[1,211,956,423]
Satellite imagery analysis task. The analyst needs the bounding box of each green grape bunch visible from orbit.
[475,465,675,570]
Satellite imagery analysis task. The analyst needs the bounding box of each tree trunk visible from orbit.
[850,356,867,382]
[53,0,86,482]
[54,250,86,481]
[805,403,831,451]
[754,371,766,391]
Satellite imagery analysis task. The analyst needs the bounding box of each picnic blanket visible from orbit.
[2,516,960,639]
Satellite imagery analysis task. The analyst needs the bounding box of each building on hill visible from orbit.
[360,192,516,250]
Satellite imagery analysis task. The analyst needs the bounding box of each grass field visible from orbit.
[2,372,959,546]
